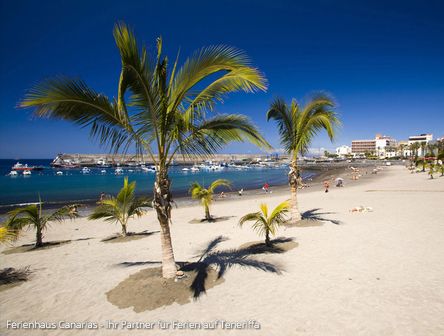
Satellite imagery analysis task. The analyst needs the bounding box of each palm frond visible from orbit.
[20,77,139,154]
[208,179,231,193]
[170,45,267,115]
[0,227,19,244]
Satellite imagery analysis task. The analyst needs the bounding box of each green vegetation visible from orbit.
[89,177,151,236]
[266,94,340,222]
[189,179,231,221]
[3,202,78,248]
[239,201,290,247]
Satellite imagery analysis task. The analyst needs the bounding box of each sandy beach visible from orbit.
[1,165,444,336]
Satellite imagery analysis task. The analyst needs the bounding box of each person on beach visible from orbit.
[323,180,330,193]
[98,192,105,204]
[263,182,270,193]
[219,191,226,198]
[238,188,244,196]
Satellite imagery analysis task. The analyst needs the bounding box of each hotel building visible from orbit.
[351,134,397,158]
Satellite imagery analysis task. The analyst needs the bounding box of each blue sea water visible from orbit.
[0,159,315,211]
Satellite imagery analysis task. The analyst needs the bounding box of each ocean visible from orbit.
[0,159,316,212]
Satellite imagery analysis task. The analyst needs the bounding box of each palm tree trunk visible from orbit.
[265,229,271,247]
[205,204,211,221]
[289,160,302,222]
[35,226,43,248]
[153,169,177,279]
[121,223,127,236]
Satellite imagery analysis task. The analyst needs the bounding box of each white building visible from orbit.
[408,133,433,156]
[336,145,352,157]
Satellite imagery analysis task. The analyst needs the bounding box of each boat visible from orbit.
[141,165,156,172]
[23,170,31,176]
[8,171,18,176]
[190,166,200,172]
[100,169,106,174]
[96,159,111,168]
[81,167,91,174]
[11,162,44,171]
[56,171,63,175]
[182,167,190,172]
[115,168,123,174]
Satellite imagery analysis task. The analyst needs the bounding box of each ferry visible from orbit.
[11,162,44,171]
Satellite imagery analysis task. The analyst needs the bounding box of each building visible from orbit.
[351,134,397,158]
[375,134,398,158]
[408,133,433,156]
[351,139,376,155]
[336,145,352,157]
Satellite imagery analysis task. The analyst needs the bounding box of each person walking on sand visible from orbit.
[238,188,244,196]
[263,182,270,193]
[323,180,330,193]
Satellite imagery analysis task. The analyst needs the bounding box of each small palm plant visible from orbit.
[88,177,151,236]
[428,162,435,179]
[189,179,231,221]
[239,201,290,247]
[4,201,79,248]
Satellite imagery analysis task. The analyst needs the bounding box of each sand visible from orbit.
[1,165,443,335]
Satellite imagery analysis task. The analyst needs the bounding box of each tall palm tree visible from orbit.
[239,201,290,247]
[266,95,340,222]
[4,202,78,248]
[20,23,270,278]
[89,177,151,236]
[189,179,231,221]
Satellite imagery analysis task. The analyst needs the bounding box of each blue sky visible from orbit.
[0,0,443,158]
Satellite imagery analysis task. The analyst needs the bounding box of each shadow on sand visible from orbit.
[109,236,293,311]
[284,208,341,227]
[101,230,159,243]
[188,216,235,224]
[0,266,33,292]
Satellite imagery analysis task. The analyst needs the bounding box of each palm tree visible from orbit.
[4,202,78,248]
[189,179,231,221]
[239,201,290,247]
[266,95,340,222]
[89,177,151,236]
[20,23,270,278]
[428,162,435,179]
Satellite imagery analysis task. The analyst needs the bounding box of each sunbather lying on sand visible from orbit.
[350,206,373,213]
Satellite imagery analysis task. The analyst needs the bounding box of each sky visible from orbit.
[0,0,443,158]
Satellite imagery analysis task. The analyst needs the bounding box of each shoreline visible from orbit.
[0,162,386,216]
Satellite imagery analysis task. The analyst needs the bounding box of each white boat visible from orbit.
[23,170,31,176]
[81,167,91,174]
[182,168,190,172]
[190,166,200,172]
[56,171,63,175]
[8,171,18,176]
[101,169,107,174]
[141,165,156,172]
[128,169,134,173]
[115,168,123,174]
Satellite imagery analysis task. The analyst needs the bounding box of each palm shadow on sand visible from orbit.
[110,235,291,312]
[284,208,341,227]
[188,216,236,224]
[101,230,159,243]
[0,267,33,292]
[2,237,94,255]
